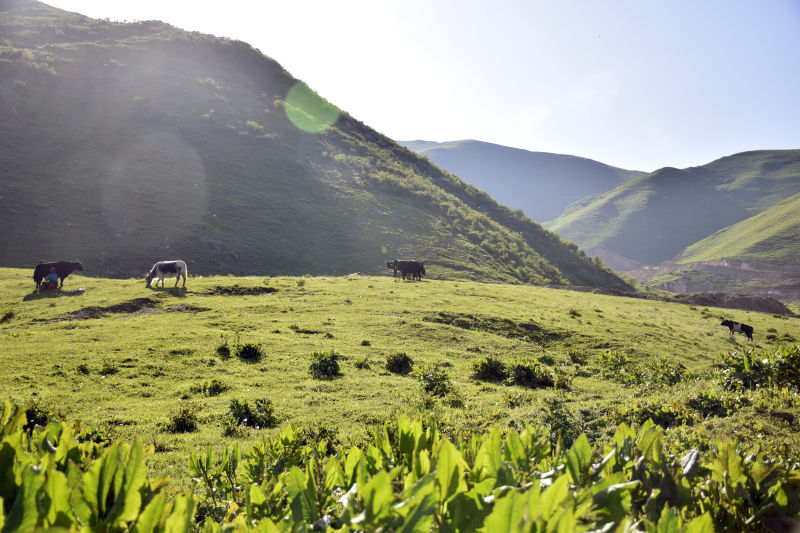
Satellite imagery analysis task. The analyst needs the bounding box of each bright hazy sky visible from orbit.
[45,0,800,171]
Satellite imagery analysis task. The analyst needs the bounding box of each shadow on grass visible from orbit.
[149,287,188,298]
[22,290,85,302]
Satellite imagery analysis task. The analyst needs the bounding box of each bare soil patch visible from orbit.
[165,304,211,313]
[66,298,159,320]
[422,311,562,344]
[203,285,278,296]
[670,292,795,316]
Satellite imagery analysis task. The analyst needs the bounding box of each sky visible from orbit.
[44,0,800,172]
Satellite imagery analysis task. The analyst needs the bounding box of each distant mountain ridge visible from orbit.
[545,150,800,270]
[400,136,800,297]
[0,0,632,291]
[399,139,643,222]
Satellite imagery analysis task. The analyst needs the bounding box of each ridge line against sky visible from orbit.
[42,0,800,172]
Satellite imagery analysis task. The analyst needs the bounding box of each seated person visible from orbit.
[43,267,59,290]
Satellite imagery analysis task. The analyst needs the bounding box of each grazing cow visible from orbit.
[33,260,83,289]
[146,260,188,288]
[721,319,754,341]
[387,259,425,281]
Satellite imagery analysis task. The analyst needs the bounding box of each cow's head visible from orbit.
[73,261,84,271]
[720,319,732,327]
[420,262,425,275]
[145,271,156,288]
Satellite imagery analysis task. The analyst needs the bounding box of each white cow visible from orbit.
[146,260,188,288]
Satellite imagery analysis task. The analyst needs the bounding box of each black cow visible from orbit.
[721,319,754,341]
[33,260,84,289]
[387,259,425,281]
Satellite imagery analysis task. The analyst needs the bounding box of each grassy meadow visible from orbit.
[2,267,800,490]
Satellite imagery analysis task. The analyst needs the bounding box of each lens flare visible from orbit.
[381,246,388,255]
[284,81,340,133]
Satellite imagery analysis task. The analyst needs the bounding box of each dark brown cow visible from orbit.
[33,260,84,289]
[387,259,425,281]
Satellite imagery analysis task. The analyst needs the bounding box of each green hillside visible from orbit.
[701,150,800,213]
[545,167,750,266]
[400,139,643,222]
[0,0,630,290]
[546,151,800,268]
[677,192,800,264]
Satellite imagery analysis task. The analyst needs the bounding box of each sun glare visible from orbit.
[284,81,340,133]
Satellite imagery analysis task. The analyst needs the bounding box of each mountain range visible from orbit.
[400,141,800,296]
[0,0,631,290]
[399,140,643,222]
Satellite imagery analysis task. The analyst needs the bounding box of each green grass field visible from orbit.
[677,192,800,265]
[2,267,800,491]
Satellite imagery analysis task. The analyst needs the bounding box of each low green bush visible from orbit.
[216,339,231,358]
[385,352,414,374]
[717,346,800,391]
[224,398,277,434]
[192,377,228,397]
[412,362,453,396]
[508,357,554,388]
[309,350,342,379]
[165,404,199,433]
[235,342,263,361]
[471,355,508,382]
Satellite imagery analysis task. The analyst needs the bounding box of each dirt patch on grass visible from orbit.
[203,285,278,296]
[165,304,210,313]
[670,293,795,316]
[423,312,563,344]
[66,298,159,320]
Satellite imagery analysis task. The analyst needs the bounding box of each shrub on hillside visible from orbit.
[508,357,554,389]
[191,377,228,397]
[413,362,453,397]
[471,356,508,382]
[648,356,688,387]
[23,400,51,432]
[165,404,199,433]
[224,398,277,435]
[216,338,231,358]
[236,342,263,361]
[309,350,341,379]
[718,345,800,391]
[385,352,414,374]
[539,392,580,447]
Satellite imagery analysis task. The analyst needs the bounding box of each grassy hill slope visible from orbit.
[400,139,643,221]
[2,268,800,484]
[545,167,751,266]
[677,192,800,265]
[0,0,630,290]
[545,150,800,268]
